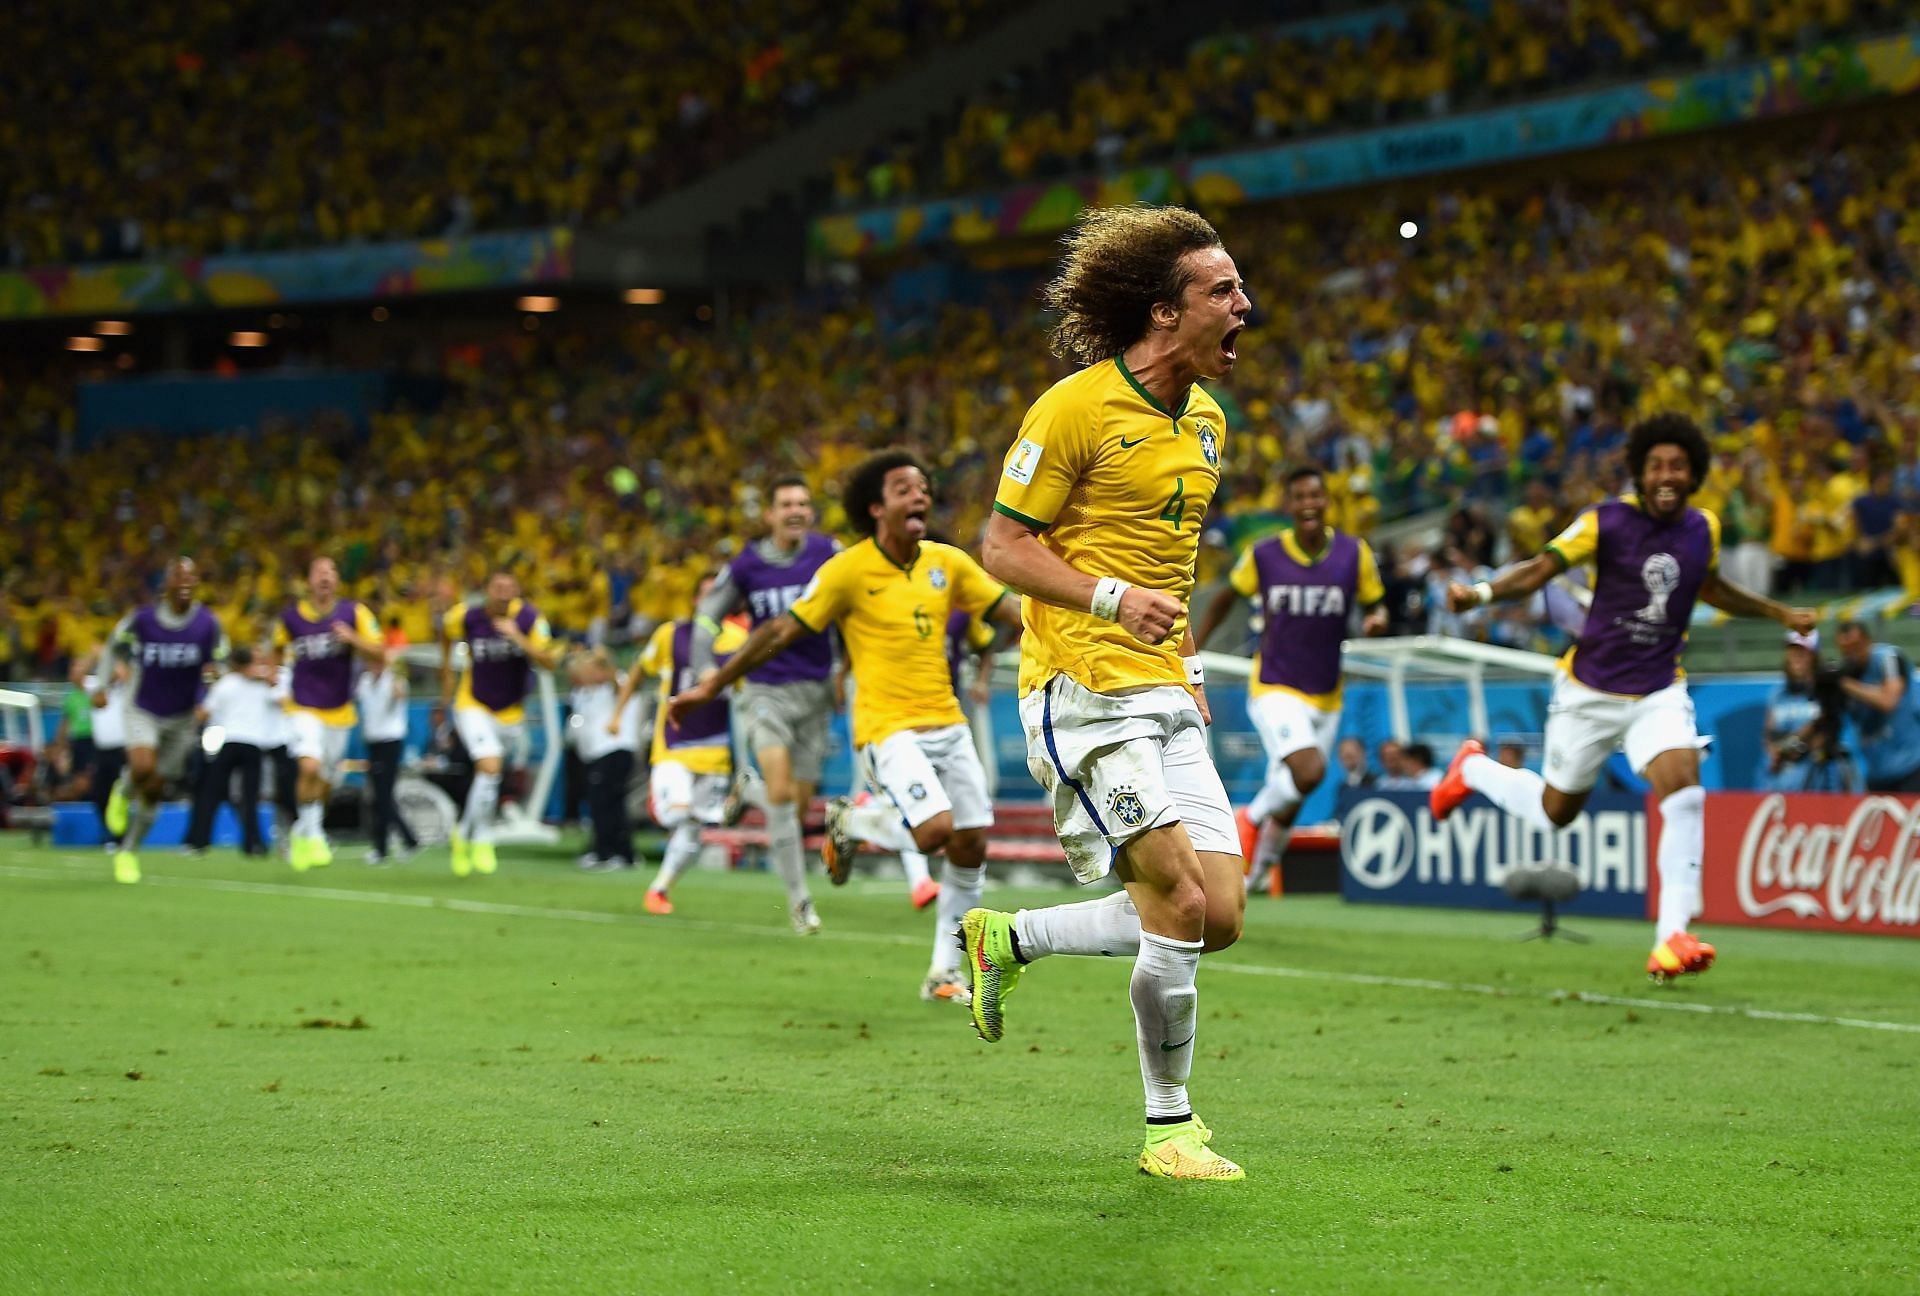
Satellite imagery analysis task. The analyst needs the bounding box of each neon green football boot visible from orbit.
[104,777,129,838]
[1138,1117,1244,1181]
[112,850,141,885]
[471,841,497,875]
[449,831,472,877]
[959,908,1025,1043]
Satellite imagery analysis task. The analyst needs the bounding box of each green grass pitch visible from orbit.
[4,838,1918,1294]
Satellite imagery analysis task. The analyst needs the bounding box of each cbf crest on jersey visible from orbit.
[1196,421,1220,469]
[929,567,948,590]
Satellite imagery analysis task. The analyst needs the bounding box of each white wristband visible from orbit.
[1185,656,1205,687]
[1472,581,1494,608]
[1090,577,1131,622]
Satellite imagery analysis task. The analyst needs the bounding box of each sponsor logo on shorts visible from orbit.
[1110,788,1147,828]
[908,782,928,801]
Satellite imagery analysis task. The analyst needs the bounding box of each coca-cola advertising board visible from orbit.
[1653,792,1920,938]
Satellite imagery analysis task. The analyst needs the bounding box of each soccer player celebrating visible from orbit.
[275,556,384,871]
[669,450,1021,997]
[1192,464,1389,894]
[103,556,228,883]
[1431,414,1816,981]
[967,205,1252,1181]
[690,476,841,934]
[440,571,558,877]
[612,575,749,914]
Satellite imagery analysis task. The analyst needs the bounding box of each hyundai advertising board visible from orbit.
[1337,788,1649,917]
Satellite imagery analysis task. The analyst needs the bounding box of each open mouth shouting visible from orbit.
[903,507,929,538]
[1219,324,1243,368]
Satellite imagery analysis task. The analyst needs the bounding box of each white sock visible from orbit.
[651,820,702,894]
[1461,753,1555,833]
[844,800,920,854]
[296,800,324,840]
[1131,930,1203,1120]
[929,861,983,976]
[1253,818,1287,870]
[462,773,501,843]
[764,802,811,906]
[899,849,932,890]
[1656,786,1706,943]
[1248,764,1301,823]
[1015,889,1141,960]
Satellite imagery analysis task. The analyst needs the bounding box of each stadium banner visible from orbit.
[0,227,573,320]
[1336,787,1649,917]
[1653,791,1920,939]
[812,28,1920,259]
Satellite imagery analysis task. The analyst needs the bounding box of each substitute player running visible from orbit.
[275,556,384,870]
[669,450,1021,1001]
[612,575,748,915]
[1431,414,1815,981]
[440,571,559,877]
[104,556,228,883]
[1192,464,1388,894]
[691,476,841,933]
[967,204,1252,1181]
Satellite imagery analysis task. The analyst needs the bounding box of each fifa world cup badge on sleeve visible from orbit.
[1004,439,1043,485]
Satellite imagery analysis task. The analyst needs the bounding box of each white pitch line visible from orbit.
[6,862,1919,1035]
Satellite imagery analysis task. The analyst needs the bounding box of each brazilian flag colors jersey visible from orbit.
[994,356,1225,697]
[787,538,1006,748]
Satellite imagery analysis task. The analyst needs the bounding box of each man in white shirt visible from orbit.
[356,649,419,865]
[186,646,278,855]
[570,650,641,871]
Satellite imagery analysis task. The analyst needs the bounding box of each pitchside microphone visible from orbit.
[1503,864,1588,942]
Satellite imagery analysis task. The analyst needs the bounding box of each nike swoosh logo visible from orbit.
[1160,1034,1194,1053]
[866,588,884,595]
[1118,435,1150,449]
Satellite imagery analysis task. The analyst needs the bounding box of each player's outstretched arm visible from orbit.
[438,636,456,708]
[981,511,1180,646]
[666,614,808,725]
[1700,571,1815,634]
[688,571,745,675]
[1446,554,1562,613]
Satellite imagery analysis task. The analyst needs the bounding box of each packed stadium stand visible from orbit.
[832,0,1916,205]
[0,0,1016,265]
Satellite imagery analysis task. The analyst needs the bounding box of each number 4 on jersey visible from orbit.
[1159,477,1185,529]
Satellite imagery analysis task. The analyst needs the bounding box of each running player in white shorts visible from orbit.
[967,205,1253,1181]
[668,450,1020,1000]
[1432,415,1815,981]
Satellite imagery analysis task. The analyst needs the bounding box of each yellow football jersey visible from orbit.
[788,538,1008,747]
[993,356,1225,696]
[639,618,747,774]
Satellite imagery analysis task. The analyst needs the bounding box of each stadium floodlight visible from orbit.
[623,288,664,305]
[516,295,560,313]
[94,320,133,336]
[229,332,269,347]
[1399,221,1418,238]
[66,337,104,352]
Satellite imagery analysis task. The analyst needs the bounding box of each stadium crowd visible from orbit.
[0,0,1011,267]
[5,120,1920,683]
[837,0,1911,205]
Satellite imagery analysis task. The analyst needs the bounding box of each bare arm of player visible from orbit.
[438,636,456,708]
[1446,553,1561,612]
[491,617,560,671]
[1188,581,1241,651]
[666,614,810,726]
[1699,571,1815,634]
[981,511,1180,646]
[607,665,642,736]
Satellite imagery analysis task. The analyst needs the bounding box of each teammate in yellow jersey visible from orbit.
[668,449,1022,1001]
[967,204,1253,1181]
